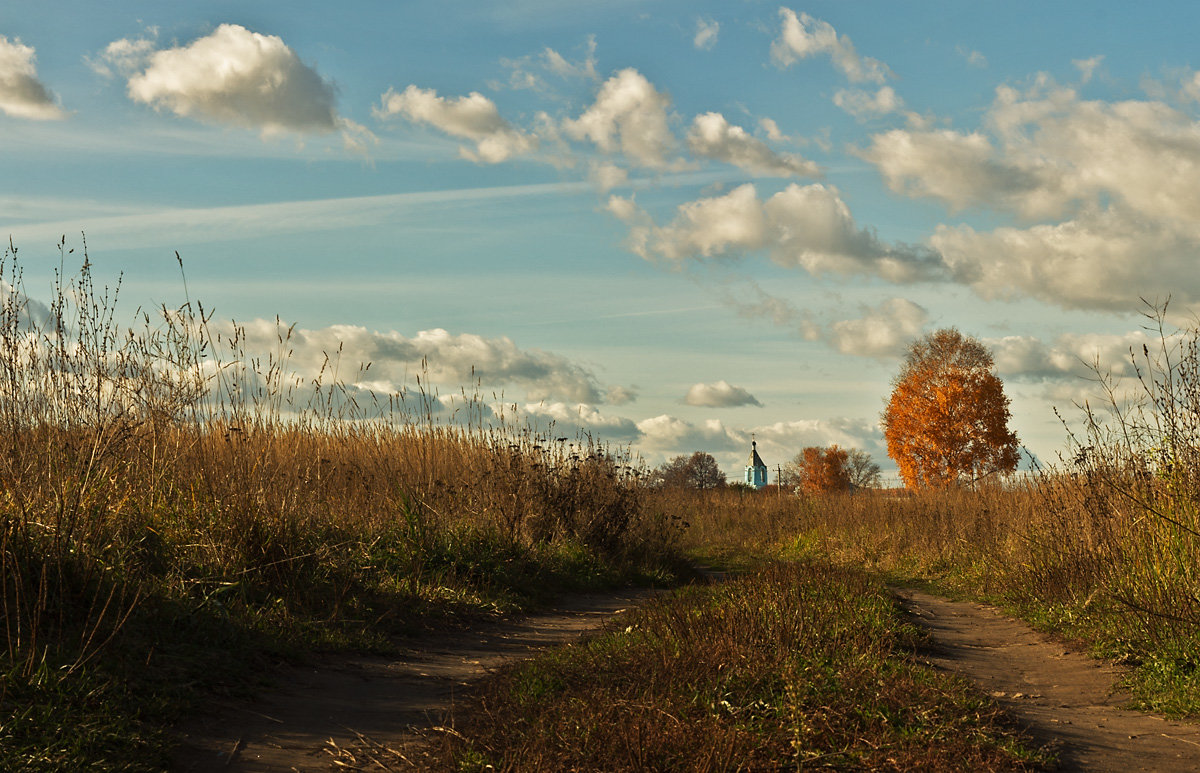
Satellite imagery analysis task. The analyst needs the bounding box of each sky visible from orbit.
[3,0,1199,480]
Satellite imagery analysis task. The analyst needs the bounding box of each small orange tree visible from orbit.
[787,445,852,494]
[882,328,1020,489]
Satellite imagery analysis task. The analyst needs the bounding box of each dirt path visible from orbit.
[170,587,661,772]
[895,588,1200,771]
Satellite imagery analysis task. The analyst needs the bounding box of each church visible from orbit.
[744,440,768,489]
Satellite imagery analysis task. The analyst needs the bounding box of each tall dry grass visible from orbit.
[0,241,683,769]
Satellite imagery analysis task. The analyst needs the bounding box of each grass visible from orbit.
[427,562,1049,771]
[640,304,1200,718]
[0,243,689,771]
[9,238,1200,768]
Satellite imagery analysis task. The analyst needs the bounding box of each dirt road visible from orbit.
[172,578,1200,772]
[170,587,661,772]
[896,588,1200,772]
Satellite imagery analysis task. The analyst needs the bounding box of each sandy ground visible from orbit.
[895,588,1200,772]
[170,587,661,772]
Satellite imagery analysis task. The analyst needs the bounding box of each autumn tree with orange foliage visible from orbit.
[787,445,853,494]
[882,329,1020,489]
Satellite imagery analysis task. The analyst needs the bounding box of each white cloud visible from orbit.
[833,86,903,119]
[122,24,339,135]
[88,36,156,78]
[609,183,944,282]
[0,36,64,120]
[610,183,766,260]
[825,298,928,358]
[563,68,678,169]
[694,18,720,51]
[758,117,787,142]
[605,384,638,405]
[958,46,988,68]
[932,205,1200,312]
[637,414,884,475]
[867,83,1200,223]
[770,8,889,85]
[852,79,1200,312]
[502,35,599,92]
[374,85,536,163]
[860,128,1038,212]
[684,380,763,408]
[589,161,629,191]
[751,418,884,461]
[637,414,742,454]
[1074,55,1103,84]
[215,319,621,405]
[519,401,641,442]
[686,112,819,177]
[988,331,1148,381]
[0,279,54,330]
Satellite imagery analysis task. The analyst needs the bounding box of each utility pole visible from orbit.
[776,464,783,498]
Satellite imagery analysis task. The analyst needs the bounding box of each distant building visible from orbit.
[744,440,768,489]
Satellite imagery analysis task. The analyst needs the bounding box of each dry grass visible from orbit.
[429,563,1047,771]
[644,305,1200,715]
[0,243,686,770]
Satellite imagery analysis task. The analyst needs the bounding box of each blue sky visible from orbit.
[3,1,1199,478]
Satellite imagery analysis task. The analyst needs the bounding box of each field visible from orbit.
[4,249,1200,769]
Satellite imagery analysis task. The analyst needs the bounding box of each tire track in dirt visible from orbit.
[170,587,662,772]
[895,587,1200,772]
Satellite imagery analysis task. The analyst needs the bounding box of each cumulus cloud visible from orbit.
[519,401,641,442]
[88,35,156,78]
[563,68,678,169]
[860,128,1040,212]
[684,380,763,408]
[686,112,819,177]
[770,8,889,84]
[834,86,903,119]
[932,205,1200,311]
[605,384,638,405]
[214,319,626,405]
[866,82,1200,222]
[119,24,340,135]
[0,36,64,120]
[589,161,629,191]
[374,85,536,163]
[636,414,743,454]
[694,18,720,51]
[609,183,944,282]
[850,76,1200,312]
[987,331,1151,381]
[824,298,928,358]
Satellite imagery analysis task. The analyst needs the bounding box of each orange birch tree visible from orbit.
[882,329,1020,489]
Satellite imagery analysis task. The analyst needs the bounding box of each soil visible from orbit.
[169,587,662,772]
[895,587,1200,771]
